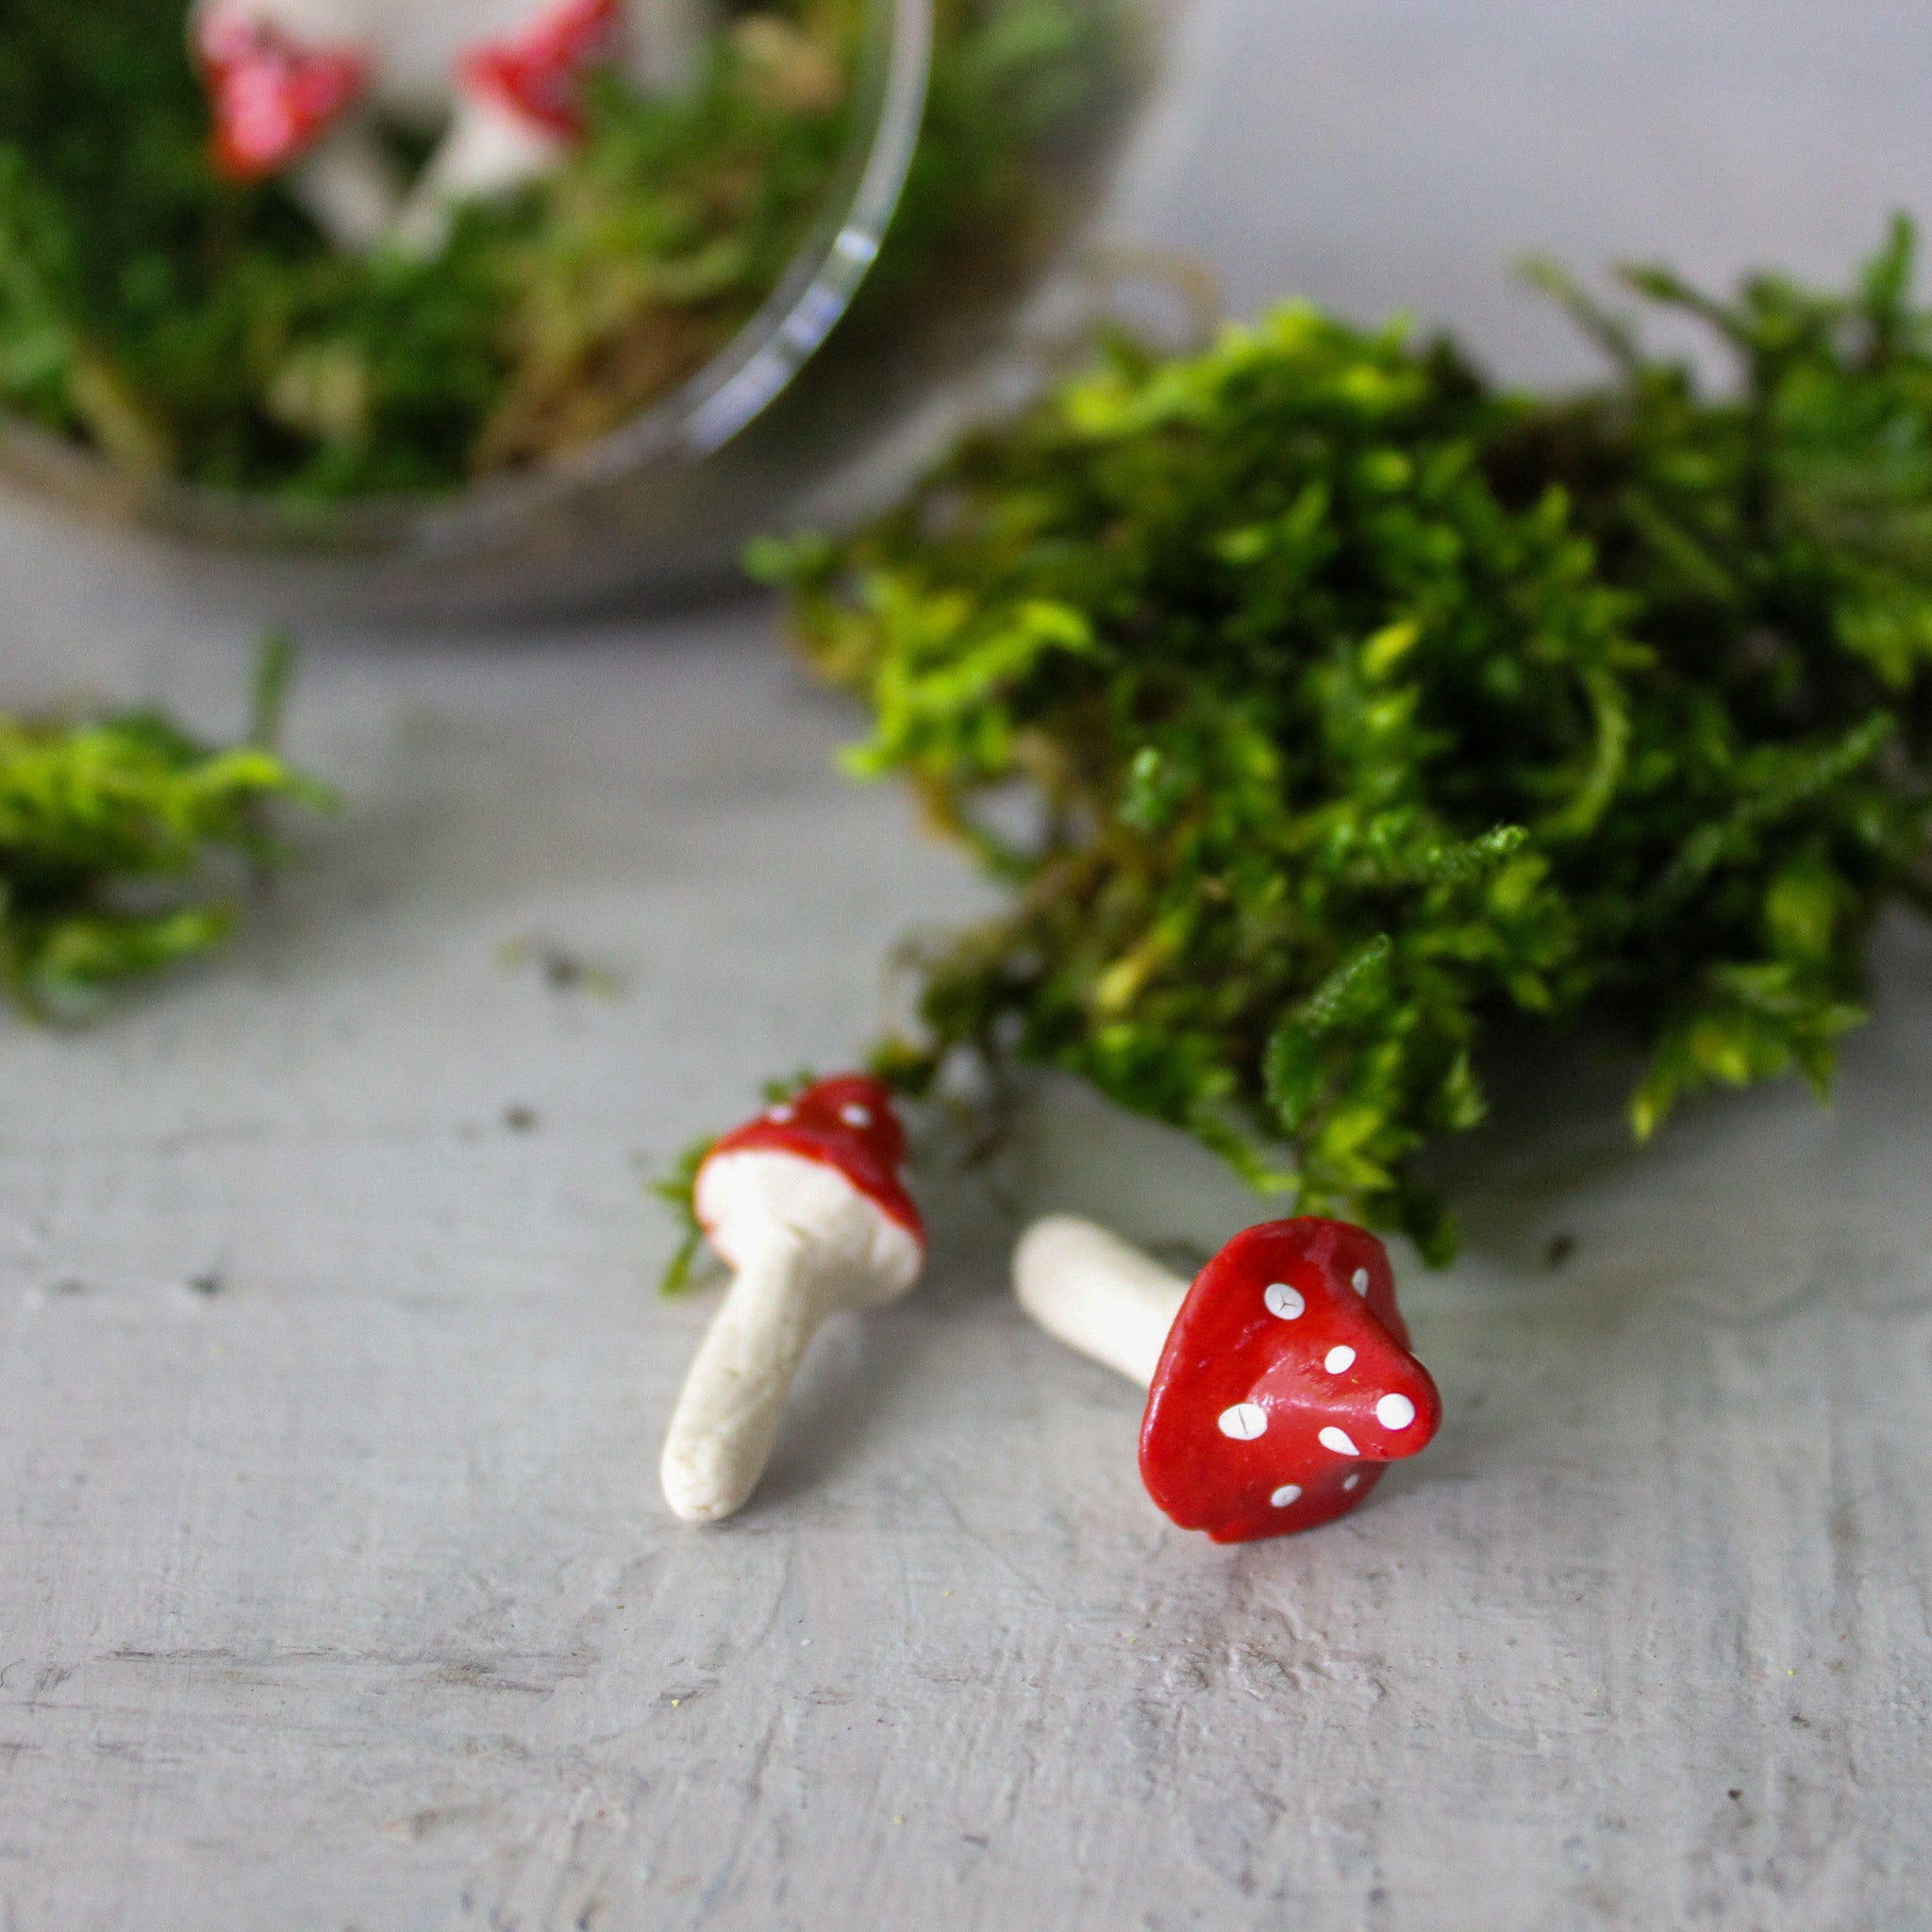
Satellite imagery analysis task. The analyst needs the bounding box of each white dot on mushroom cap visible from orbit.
[1324,1344,1356,1374]
[1342,1474,1360,1491]
[768,1105,795,1122]
[1375,1392,1417,1430]
[1352,1267,1371,1294]
[839,1104,873,1128]
[1263,1282,1305,1321]
[1217,1403,1268,1441]
[1319,1425,1360,1456]
[1270,1484,1302,1508]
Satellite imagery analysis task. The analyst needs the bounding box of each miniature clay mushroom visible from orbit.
[1013,1214,1441,1541]
[659,1075,924,1524]
[390,0,624,254]
[192,0,399,249]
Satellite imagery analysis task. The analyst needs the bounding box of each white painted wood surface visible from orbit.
[6,4,1932,1925]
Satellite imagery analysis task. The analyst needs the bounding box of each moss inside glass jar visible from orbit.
[0,0,1123,503]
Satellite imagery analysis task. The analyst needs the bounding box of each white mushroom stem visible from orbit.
[658,1233,841,1523]
[389,89,566,256]
[1012,1214,1190,1389]
[288,122,405,253]
[659,1151,922,1524]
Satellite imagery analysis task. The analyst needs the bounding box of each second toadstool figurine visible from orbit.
[1013,1214,1441,1541]
[659,1076,924,1524]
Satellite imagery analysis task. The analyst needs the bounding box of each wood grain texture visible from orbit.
[6,3,1932,1923]
[1,569,1926,1932]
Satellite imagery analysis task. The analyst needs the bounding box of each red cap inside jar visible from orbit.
[194,3,370,178]
[458,0,623,139]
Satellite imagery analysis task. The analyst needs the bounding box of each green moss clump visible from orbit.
[0,639,331,1016]
[0,0,1117,499]
[751,223,1932,1260]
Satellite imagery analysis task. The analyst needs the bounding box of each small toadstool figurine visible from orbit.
[1013,1214,1441,1541]
[659,1075,924,1524]
[388,0,636,255]
[192,0,394,248]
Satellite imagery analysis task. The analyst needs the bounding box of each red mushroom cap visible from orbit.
[1138,1218,1440,1543]
[193,3,369,180]
[700,1074,923,1245]
[458,0,622,141]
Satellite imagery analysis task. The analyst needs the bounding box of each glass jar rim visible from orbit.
[0,0,935,559]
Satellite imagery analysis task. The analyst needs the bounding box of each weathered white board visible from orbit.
[4,551,1929,1932]
[6,3,1932,1925]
